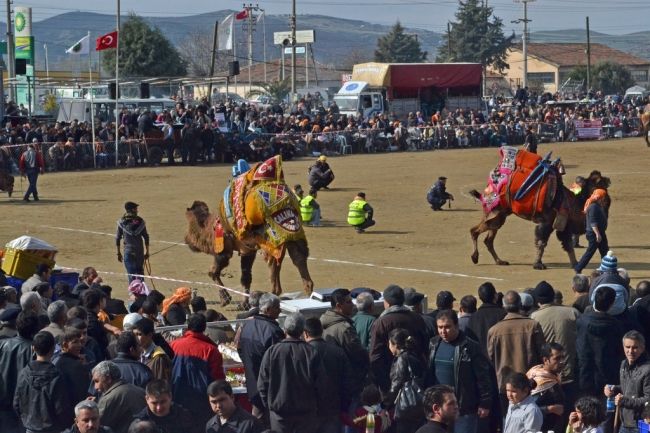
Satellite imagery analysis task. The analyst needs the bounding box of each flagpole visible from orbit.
[115,0,120,168]
[88,31,97,169]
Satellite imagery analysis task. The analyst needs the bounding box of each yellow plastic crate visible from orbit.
[1,247,56,280]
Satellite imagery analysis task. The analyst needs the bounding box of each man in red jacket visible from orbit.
[19,142,45,202]
[170,313,225,424]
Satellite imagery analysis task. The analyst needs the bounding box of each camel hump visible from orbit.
[469,189,482,200]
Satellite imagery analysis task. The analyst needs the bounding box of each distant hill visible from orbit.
[2,11,648,75]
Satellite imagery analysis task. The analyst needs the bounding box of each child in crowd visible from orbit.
[567,396,606,433]
[350,384,391,433]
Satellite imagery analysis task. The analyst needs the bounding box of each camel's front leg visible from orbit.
[287,241,314,295]
[210,252,233,306]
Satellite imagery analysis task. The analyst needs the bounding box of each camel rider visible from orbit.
[300,188,322,227]
[347,192,375,234]
[116,201,150,282]
[427,176,454,211]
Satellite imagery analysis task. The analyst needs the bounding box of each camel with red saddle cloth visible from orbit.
[469,146,610,270]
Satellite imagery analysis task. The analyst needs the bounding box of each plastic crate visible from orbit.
[1,247,56,280]
[50,272,79,289]
[639,420,650,433]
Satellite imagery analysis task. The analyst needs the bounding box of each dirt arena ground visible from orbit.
[1,138,649,314]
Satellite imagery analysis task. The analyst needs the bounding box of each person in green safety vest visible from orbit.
[300,188,321,227]
[347,192,375,234]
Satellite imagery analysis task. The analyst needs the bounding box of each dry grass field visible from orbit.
[1,137,649,313]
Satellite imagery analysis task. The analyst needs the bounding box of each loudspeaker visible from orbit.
[108,82,117,99]
[228,61,240,77]
[15,59,27,75]
[139,82,150,99]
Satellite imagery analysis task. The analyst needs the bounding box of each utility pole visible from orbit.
[586,16,591,93]
[512,0,534,88]
[5,0,16,102]
[447,22,452,60]
[208,20,218,102]
[243,3,260,94]
[290,0,297,101]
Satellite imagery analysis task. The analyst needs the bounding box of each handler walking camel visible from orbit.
[19,142,45,202]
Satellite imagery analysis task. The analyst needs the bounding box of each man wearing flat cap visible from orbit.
[427,176,454,211]
[116,201,150,282]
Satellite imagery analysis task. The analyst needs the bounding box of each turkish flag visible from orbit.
[235,9,248,20]
[96,31,118,51]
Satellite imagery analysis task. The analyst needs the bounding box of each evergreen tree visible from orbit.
[101,14,187,77]
[437,0,513,72]
[569,62,634,94]
[374,22,427,63]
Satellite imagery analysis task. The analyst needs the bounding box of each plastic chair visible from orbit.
[338,135,352,155]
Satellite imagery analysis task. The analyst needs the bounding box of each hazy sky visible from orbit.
[19,0,650,35]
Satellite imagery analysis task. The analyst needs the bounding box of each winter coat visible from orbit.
[466,303,506,356]
[170,330,225,422]
[13,360,70,433]
[576,310,625,395]
[321,309,369,396]
[369,305,428,392]
[0,335,33,410]
[531,304,580,383]
[53,352,90,419]
[351,311,375,349]
[309,338,353,416]
[258,337,326,417]
[385,350,426,420]
[112,353,153,388]
[132,404,201,433]
[237,314,284,406]
[97,380,146,433]
[428,331,492,415]
[616,354,650,428]
[487,312,546,390]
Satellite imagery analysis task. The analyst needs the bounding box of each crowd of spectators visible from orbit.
[2,248,650,433]
[0,89,648,175]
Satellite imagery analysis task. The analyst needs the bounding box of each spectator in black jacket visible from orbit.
[428,310,492,433]
[467,282,506,356]
[304,317,352,433]
[0,311,40,432]
[576,286,625,396]
[258,312,326,433]
[131,379,200,433]
[61,400,114,433]
[237,293,284,421]
[112,331,153,389]
[206,380,264,433]
[54,327,91,420]
[14,330,71,432]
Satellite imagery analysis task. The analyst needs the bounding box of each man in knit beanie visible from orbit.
[588,251,630,316]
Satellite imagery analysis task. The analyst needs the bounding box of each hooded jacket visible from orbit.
[320,309,369,396]
[13,360,70,433]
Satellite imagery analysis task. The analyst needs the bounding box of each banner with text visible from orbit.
[575,119,603,139]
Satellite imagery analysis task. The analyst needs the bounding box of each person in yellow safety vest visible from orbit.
[300,188,322,227]
[347,192,375,234]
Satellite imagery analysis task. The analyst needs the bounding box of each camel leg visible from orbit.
[484,228,509,265]
[533,223,554,270]
[470,222,484,264]
[265,249,285,296]
[556,229,578,267]
[240,253,256,308]
[287,241,314,295]
[210,252,233,306]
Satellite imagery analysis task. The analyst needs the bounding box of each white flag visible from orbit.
[218,13,234,51]
[65,35,90,55]
[256,11,265,23]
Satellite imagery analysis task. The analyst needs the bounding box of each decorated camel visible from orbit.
[469,146,610,269]
[185,155,313,305]
[641,109,650,147]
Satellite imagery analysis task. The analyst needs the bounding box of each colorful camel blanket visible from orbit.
[223,155,306,259]
[479,146,556,218]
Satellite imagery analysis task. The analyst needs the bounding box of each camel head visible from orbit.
[185,200,216,255]
[186,200,211,228]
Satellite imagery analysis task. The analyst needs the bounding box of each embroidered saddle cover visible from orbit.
[479,147,557,219]
[220,155,306,259]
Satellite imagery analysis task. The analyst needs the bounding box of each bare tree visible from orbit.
[339,48,374,70]
[178,29,232,77]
